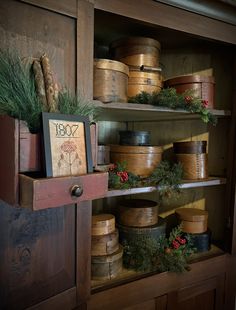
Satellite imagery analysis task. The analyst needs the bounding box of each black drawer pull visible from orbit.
[71,185,83,197]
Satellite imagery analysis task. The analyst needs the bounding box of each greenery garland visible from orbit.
[0,50,98,133]
[122,225,195,273]
[108,160,183,199]
[128,88,217,125]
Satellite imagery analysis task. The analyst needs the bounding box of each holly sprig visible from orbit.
[108,160,183,199]
[128,88,217,125]
[122,225,195,273]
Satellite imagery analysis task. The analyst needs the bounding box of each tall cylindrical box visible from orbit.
[173,141,208,180]
[93,59,129,103]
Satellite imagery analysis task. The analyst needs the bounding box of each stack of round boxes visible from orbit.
[175,208,211,252]
[93,36,163,104]
[117,199,166,246]
[110,36,163,98]
[173,141,208,180]
[91,214,123,280]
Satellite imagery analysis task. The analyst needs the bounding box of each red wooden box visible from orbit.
[165,75,215,109]
[0,115,106,210]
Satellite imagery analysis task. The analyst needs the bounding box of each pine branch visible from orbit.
[128,89,217,125]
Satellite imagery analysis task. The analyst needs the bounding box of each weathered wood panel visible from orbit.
[94,0,236,44]
[0,202,76,309]
[0,0,76,90]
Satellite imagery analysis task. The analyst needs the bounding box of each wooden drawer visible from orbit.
[0,115,100,207]
[19,171,108,210]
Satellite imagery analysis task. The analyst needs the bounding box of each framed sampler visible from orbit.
[42,112,93,177]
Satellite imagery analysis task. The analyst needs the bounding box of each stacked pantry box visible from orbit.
[93,36,163,104]
[117,199,166,248]
[110,36,163,98]
[91,214,123,280]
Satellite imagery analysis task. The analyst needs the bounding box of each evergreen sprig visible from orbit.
[0,49,99,132]
[146,161,183,198]
[0,49,43,133]
[129,88,217,125]
[122,225,195,273]
[58,90,99,122]
[108,160,183,199]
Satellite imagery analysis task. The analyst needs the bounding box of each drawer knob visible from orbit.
[71,185,83,197]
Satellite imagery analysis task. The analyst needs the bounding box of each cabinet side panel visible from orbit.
[0,116,19,205]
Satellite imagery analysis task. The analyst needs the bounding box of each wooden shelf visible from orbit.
[91,244,225,291]
[94,101,231,122]
[106,177,226,198]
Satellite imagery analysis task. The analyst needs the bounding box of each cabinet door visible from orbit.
[167,275,225,310]
[0,202,76,309]
[123,295,167,310]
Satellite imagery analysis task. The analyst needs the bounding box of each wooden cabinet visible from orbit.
[1,0,236,309]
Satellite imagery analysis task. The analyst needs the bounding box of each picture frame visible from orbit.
[42,112,93,177]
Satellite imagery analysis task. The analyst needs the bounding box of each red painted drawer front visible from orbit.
[19,172,108,210]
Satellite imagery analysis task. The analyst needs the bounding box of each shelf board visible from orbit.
[94,101,231,122]
[106,177,226,198]
[91,245,225,292]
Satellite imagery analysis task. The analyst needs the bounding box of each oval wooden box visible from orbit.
[117,217,166,244]
[165,75,215,109]
[97,145,110,165]
[119,130,150,146]
[118,199,158,227]
[91,228,119,256]
[173,141,208,180]
[128,67,163,98]
[110,37,161,67]
[93,59,129,103]
[110,145,163,178]
[92,214,115,236]
[176,208,208,234]
[91,245,123,280]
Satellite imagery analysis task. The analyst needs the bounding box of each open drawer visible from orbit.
[19,172,108,210]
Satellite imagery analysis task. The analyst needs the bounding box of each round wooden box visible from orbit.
[97,145,110,165]
[110,36,161,67]
[119,130,150,146]
[91,245,123,280]
[176,208,208,234]
[190,229,211,253]
[128,66,163,98]
[110,144,163,178]
[118,199,158,227]
[165,75,215,109]
[92,214,116,236]
[173,141,208,180]
[117,217,166,244]
[91,228,119,256]
[93,59,129,103]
